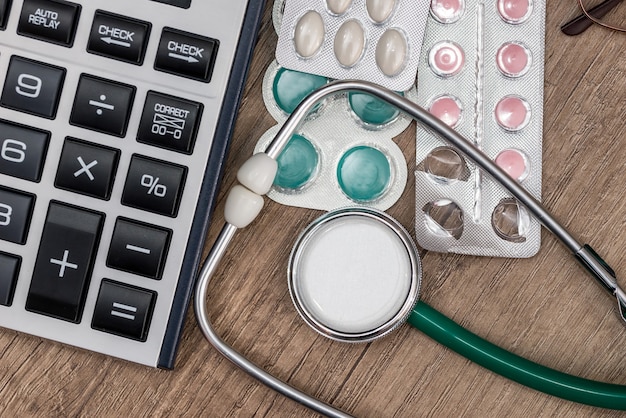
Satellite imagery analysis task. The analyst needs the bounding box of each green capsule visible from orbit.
[348,91,404,126]
[274,134,319,190]
[337,146,391,201]
[272,67,328,115]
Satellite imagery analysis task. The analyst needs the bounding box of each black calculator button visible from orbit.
[121,155,186,217]
[0,186,35,244]
[150,0,191,9]
[92,280,156,341]
[25,202,103,323]
[0,252,19,306]
[154,27,219,83]
[0,0,12,30]
[54,138,120,199]
[107,218,171,279]
[0,120,50,182]
[137,91,202,154]
[0,252,20,306]
[1,56,66,119]
[87,11,151,65]
[17,0,81,47]
[70,74,135,137]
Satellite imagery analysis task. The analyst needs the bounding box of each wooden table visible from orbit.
[2,2,626,416]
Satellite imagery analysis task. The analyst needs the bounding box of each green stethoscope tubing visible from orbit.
[195,80,626,417]
[409,301,626,409]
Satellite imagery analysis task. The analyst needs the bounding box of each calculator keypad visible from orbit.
[0,0,263,368]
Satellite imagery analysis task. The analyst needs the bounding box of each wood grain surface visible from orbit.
[2,2,626,417]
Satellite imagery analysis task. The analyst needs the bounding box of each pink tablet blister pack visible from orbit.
[275,0,430,91]
[414,0,546,257]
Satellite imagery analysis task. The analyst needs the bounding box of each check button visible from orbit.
[88,11,151,65]
[155,27,219,82]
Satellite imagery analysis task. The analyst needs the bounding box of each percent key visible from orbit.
[121,155,187,217]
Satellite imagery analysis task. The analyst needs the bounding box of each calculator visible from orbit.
[0,0,265,368]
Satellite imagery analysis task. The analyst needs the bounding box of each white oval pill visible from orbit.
[367,0,396,24]
[326,0,352,15]
[334,20,365,67]
[375,29,407,76]
[294,10,325,58]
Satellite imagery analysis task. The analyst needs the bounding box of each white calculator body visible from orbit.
[0,0,265,368]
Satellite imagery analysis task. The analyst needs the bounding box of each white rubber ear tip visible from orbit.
[224,185,265,228]
[237,153,278,195]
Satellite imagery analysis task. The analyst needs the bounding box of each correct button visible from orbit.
[137,91,202,154]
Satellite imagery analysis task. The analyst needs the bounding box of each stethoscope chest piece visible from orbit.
[288,207,422,343]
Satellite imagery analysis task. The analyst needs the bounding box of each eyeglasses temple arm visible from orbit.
[561,0,623,36]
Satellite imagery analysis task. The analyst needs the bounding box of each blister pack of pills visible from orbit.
[274,0,430,91]
[255,60,416,211]
[414,0,546,257]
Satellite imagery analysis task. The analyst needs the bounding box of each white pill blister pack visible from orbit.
[275,0,431,91]
[414,0,546,258]
[255,60,416,211]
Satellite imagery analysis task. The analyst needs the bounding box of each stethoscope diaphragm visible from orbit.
[288,207,422,343]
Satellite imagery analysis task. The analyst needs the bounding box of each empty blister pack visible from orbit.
[275,0,430,91]
[415,0,545,257]
[255,60,416,211]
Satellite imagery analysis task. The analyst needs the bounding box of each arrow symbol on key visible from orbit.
[101,37,131,48]
[168,52,199,63]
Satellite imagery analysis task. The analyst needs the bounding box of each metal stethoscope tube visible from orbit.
[194,80,626,417]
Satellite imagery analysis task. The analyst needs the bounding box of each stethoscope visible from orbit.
[194,80,626,417]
